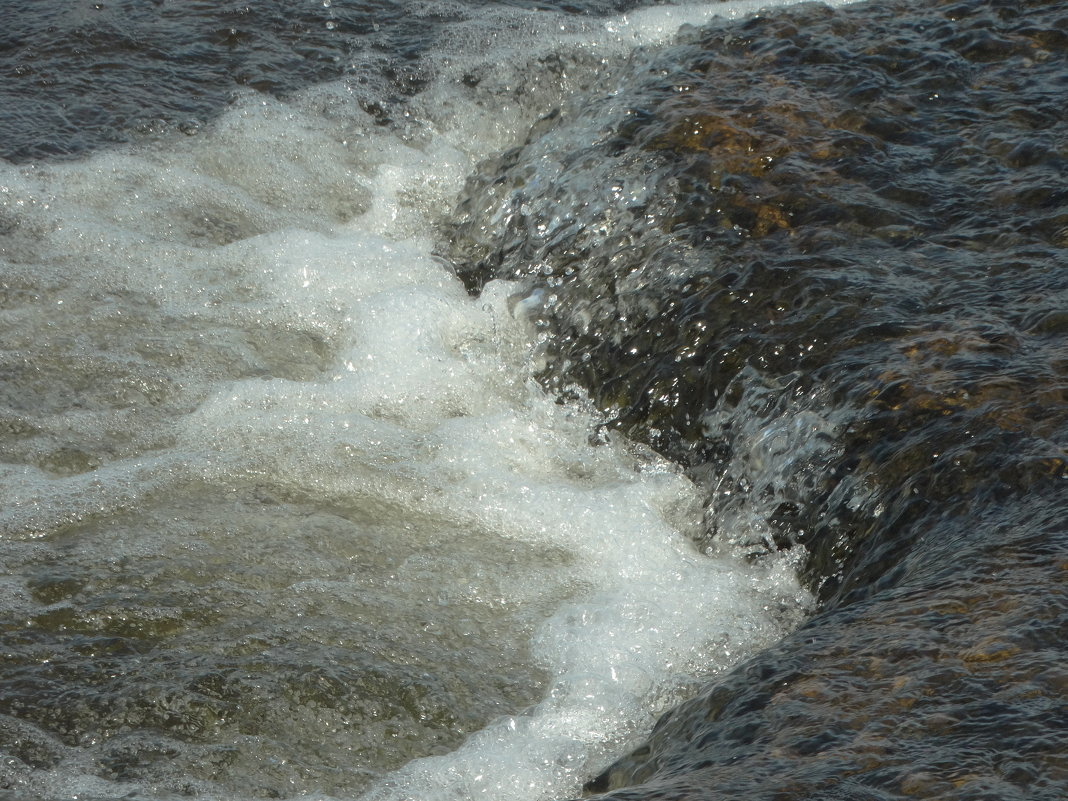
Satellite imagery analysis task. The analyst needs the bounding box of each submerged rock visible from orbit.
[584,486,1068,800]
[447,0,1068,796]
[448,0,1068,596]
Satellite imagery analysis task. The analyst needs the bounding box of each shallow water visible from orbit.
[1,2,824,799]
[448,0,1068,797]
[2,0,1066,799]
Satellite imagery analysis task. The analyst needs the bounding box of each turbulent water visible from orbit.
[2,0,1066,800]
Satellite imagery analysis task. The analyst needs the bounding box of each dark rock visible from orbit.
[445,0,1068,796]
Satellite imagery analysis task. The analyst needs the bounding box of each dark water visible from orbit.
[0,0,634,163]
[450,0,1068,797]
[2,0,1066,798]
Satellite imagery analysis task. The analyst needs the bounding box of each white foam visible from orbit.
[0,1,852,798]
[599,0,864,46]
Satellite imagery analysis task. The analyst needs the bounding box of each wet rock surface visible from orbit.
[584,488,1068,800]
[447,0,1068,796]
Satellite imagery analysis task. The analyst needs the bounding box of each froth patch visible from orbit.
[160,262,808,801]
[601,0,864,47]
[0,2,829,797]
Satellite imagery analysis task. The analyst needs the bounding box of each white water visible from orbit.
[0,3,857,799]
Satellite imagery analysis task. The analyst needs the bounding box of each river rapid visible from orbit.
[1,0,1066,800]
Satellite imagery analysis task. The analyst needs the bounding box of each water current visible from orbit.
[1,0,1066,800]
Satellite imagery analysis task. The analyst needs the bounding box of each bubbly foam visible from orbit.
[0,2,848,799]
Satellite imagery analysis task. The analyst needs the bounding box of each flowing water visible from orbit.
[1,0,1066,800]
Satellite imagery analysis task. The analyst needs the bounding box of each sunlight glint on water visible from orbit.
[0,3,860,799]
